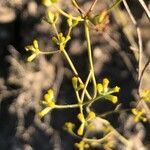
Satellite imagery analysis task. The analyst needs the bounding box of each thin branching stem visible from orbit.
[139,58,150,88]
[71,0,85,16]
[108,0,123,12]
[62,50,92,100]
[123,0,150,122]
[40,50,60,55]
[52,23,59,38]
[84,0,98,17]
[50,20,92,100]
[53,5,84,21]
[62,50,78,76]
[81,70,92,102]
[123,0,143,94]
[84,20,97,99]
[137,0,150,21]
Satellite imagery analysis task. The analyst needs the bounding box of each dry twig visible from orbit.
[137,0,150,21]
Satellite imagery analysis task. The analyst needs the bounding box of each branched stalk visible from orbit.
[62,50,78,76]
[81,70,92,102]
[83,131,113,142]
[27,1,150,149]
[108,0,123,12]
[84,20,97,99]
[123,0,142,94]
[123,0,150,121]
[50,20,92,101]
[53,5,84,21]
[84,0,98,17]
[52,23,59,38]
[40,50,60,55]
[137,0,150,21]
[62,50,92,100]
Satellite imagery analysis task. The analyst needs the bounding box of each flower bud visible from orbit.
[103,78,109,92]
[72,77,78,90]
[105,95,118,104]
[77,113,85,122]
[77,123,84,135]
[97,83,103,94]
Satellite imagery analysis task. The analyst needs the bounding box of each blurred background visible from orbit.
[0,0,150,149]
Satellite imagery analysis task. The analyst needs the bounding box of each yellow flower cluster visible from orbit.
[72,77,84,91]
[44,10,58,24]
[38,89,56,118]
[140,89,150,102]
[97,78,120,103]
[64,122,75,132]
[75,140,89,150]
[131,108,147,122]
[52,33,71,51]
[77,112,96,136]
[25,40,41,62]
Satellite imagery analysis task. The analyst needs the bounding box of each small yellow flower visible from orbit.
[97,78,120,104]
[64,122,75,132]
[77,123,85,135]
[103,78,109,92]
[25,40,41,62]
[112,86,120,93]
[38,89,56,118]
[75,141,89,149]
[86,111,96,120]
[67,15,79,27]
[78,83,84,90]
[44,89,54,102]
[77,113,85,123]
[97,83,103,94]
[132,108,147,122]
[44,10,58,24]
[38,107,52,118]
[105,95,118,104]
[98,78,120,94]
[77,112,96,136]
[140,89,150,102]
[72,76,78,90]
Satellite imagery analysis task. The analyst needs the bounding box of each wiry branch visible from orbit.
[123,0,150,121]
[137,0,150,21]
[84,0,98,17]
[139,57,150,91]
[123,0,143,93]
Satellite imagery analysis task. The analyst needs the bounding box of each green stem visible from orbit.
[100,108,131,117]
[52,23,59,38]
[53,5,84,21]
[62,50,78,76]
[81,70,92,102]
[62,50,92,100]
[40,50,60,55]
[75,90,83,114]
[54,93,113,110]
[51,19,92,100]
[55,103,80,109]
[108,0,123,12]
[83,131,113,142]
[84,20,97,99]
[67,27,72,37]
